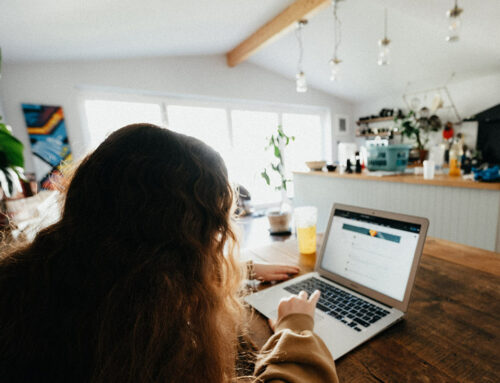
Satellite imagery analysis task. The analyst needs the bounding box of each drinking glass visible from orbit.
[295,206,317,255]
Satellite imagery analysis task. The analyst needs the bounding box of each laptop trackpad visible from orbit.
[315,314,365,360]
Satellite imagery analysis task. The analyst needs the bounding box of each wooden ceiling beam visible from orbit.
[226,0,330,67]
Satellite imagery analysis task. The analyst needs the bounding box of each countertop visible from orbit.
[293,170,500,191]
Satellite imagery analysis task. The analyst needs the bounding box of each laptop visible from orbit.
[245,203,429,360]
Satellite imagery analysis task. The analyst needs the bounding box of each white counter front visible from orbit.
[293,171,500,252]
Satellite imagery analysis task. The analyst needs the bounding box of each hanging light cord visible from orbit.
[331,0,342,60]
[295,21,304,73]
[384,8,388,39]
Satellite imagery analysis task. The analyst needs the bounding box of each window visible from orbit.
[282,113,324,198]
[231,110,280,204]
[83,95,328,207]
[282,113,323,173]
[166,105,231,157]
[84,100,163,149]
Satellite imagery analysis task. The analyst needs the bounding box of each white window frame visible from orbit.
[78,88,331,209]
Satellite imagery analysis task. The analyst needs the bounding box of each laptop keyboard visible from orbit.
[284,277,390,332]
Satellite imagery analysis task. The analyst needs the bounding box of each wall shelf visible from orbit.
[356,132,401,138]
[356,116,395,125]
[355,131,400,138]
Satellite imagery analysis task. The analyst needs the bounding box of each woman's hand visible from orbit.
[269,290,321,331]
[253,263,300,282]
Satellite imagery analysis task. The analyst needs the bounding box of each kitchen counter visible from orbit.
[293,171,500,252]
[294,170,500,191]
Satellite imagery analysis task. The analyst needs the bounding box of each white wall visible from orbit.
[0,55,355,172]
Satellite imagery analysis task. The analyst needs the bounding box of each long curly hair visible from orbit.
[0,124,244,383]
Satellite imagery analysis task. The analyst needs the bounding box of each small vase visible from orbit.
[267,191,292,234]
[267,210,291,234]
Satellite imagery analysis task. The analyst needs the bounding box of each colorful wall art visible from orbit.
[21,104,72,190]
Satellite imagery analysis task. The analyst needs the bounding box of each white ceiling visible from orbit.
[1,0,499,102]
[251,0,500,101]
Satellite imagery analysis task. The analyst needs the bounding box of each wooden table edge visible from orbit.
[423,236,500,277]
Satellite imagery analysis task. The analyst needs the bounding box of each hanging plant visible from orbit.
[0,116,25,198]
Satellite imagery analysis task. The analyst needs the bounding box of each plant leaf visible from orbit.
[0,129,24,168]
[2,168,13,197]
[0,170,10,197]
[274,145,280,159]
[6,167,22,195]
[11,166,26,182]
[261,169,270,185]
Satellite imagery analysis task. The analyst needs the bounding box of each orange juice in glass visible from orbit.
[295,206,317,255]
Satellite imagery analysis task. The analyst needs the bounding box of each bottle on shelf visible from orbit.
[448,138,461,177]
[355,151,362,174]
[345,159,353,174]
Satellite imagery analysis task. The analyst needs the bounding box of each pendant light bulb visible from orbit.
[446,0,463,42]
[295,20,308,93]
[377,38,391,66]
[377,9,391,66]
[296,72,307,93]
[329,58,341,81]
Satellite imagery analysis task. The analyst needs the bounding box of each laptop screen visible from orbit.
[320,208,421,302]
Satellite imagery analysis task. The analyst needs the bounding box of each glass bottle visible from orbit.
[448,139,461,177]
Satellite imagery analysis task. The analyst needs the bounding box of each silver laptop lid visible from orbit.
[316,203,429,312]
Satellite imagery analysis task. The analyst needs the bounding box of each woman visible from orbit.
[0,124,337,382]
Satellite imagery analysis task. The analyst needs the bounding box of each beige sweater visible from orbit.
[253,314,339,383]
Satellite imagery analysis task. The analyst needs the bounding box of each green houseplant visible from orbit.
[0,116,25,198]
[261,125,294,233]
[395,109,442,163]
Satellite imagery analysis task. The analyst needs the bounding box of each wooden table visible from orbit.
[239,218,500,382]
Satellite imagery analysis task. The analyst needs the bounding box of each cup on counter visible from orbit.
[423,160,435,180]
[294,206,317,255]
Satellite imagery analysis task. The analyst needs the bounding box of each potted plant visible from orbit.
[0,116,26,230]
[395,109,442,163]
[261,125,294,234]
[0,116,25,199]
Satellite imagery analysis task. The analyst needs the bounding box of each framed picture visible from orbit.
[21,104,72,190]
[334,114,349,136]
